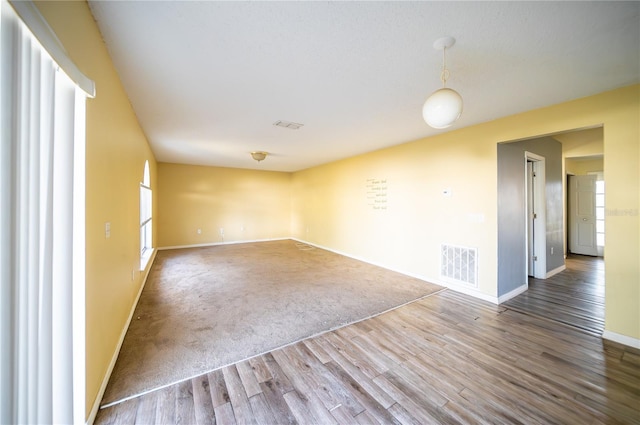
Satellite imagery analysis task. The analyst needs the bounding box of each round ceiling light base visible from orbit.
[433,36,455,51]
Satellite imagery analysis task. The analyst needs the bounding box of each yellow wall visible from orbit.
[557,127,604,158]
[157,163,291,247]
[599,86,640,340]
[292,85,640,340]
[565,158,604,175]
[35,1,158,420]
[292,129,498,297]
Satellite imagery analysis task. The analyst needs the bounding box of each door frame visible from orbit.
[524,151,547,279]
[568,173,600,256]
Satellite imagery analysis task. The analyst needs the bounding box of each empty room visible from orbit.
[2,1,639,424]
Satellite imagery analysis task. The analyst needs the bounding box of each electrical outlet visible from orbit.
[551,247,554,255]
[197,228,202,234]
[219,228,224,235]
[105,222,111,238]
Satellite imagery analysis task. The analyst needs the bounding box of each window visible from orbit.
[586,171,605,252]
[140,160,153,269]
[594,175,605,247]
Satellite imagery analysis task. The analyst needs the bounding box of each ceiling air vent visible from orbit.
[273,120,303,130]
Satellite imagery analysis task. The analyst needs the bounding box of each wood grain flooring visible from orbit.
[95,289,640,424]
[504,254,605,336]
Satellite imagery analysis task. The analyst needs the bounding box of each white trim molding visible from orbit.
[524,151,547,280]
[545,264,566,279]
[602,330,640,349]
[158,237,288,251]
[291,238,501,304]
[497,284,529,304]
[436,280,499,304]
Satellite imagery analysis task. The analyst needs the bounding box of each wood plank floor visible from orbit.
[503,254,605,336]
[95,289,640,424]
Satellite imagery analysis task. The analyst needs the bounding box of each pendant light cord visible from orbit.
[441,47,450,88]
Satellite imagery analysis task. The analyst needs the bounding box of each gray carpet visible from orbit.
[101,240,443,405]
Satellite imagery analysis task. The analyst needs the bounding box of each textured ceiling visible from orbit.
[88,1,639,172]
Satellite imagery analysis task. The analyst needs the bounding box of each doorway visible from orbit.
[496,137,561,299]
[567,170,604,257]
[568,174,598,256]
[498,128,605,335]
[525,152,546,279]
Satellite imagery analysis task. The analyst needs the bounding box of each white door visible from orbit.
[527,161,535,276]
[569,175,598,256]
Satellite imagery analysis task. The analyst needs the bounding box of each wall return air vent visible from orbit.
[441,244,478,287]
[273,120,304,130]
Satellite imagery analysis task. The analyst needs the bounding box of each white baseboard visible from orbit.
[158,237,288,251]
[86,248,158,425]
[497,284,528,304]
[291,238,500,304]
[602,330,640,349]
[435,279,500,304]
[291,237,431,281]
[545,264,566,279]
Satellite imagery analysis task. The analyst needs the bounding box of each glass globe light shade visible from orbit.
[422,88,463,129]
[251,151,267,162]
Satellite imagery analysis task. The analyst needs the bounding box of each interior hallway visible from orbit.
[503,255,605,337]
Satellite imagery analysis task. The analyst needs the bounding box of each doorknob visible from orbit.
[582,218,588,221]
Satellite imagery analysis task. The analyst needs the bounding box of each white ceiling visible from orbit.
[88,1,639,172]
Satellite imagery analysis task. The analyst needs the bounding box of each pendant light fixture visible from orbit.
[422,36,463,129]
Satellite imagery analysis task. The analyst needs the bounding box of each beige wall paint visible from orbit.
[600,87,639,341]
[557,127,604,158]
[292,130,498,298]
[565,158,604,175]
[157,163,291,247]
[35,1,158,419]
[292,85,639,340]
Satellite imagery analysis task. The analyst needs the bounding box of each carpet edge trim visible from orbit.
[157,237,289,250]
[99,287,448,409]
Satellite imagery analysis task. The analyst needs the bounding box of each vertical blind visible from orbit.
[1,1,92,423]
